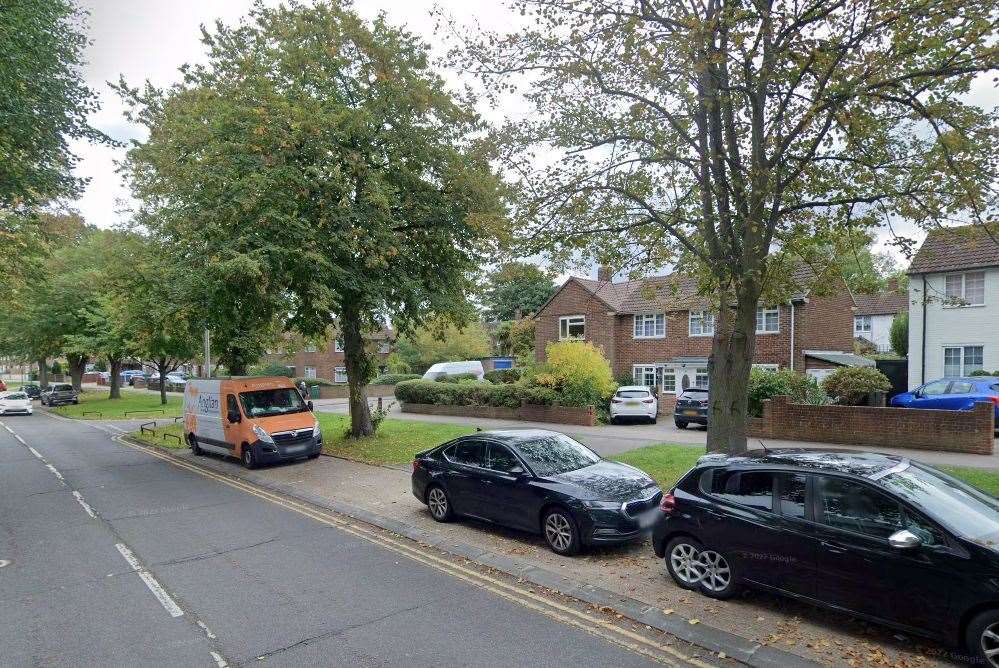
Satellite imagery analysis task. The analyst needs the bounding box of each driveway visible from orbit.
[314,397,999,470]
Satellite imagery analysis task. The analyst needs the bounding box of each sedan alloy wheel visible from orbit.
[427,486,452,522]
[981,622,999,667]
[543,509,580,555]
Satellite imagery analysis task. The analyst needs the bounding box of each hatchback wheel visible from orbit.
[696,548,738,599]
[542,508,580,556]
[241,444,257,469]
[426,485,453,522]
[968,610,999,667]
[674,420,687,429]
[665,537,705,589]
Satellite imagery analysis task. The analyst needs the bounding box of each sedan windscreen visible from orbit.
[239,388,307,418]
[881,464,999,545]
[514,433,601,477]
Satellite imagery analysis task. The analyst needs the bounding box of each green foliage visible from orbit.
[393,319,492,373]
[890,312,909,358]
[747,368,829,417]
[483,368,522,384]
[821,367,892,405]
[0,0,110,214]
[250,363,296,378]
[50,361,62,374]
[481,262,556,320]
[493,318,536,360]
[370,373,421,385]
[434,372,481,383]
[968,370,999,377]
[293,377,337,387]
[525,341,617,408]
[394,379,555,408]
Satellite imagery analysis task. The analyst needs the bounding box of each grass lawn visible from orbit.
[613,443,999,498]
[129,422,187,449]
[318,414,474,464]
[52,389,182,420]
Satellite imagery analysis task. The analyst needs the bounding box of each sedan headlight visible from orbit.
[581,499,626,511]
[312,421,321,438]
[251,424,274,444]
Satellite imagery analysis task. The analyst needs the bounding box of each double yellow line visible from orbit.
[116,436,716,668]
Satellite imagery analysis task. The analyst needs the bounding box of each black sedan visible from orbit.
[20,384,41,400]
[412,429,661,555]
[673,388,708,428]
[652,449,999,666]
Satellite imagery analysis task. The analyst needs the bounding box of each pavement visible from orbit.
[314,397,999,470]
[0,411,722,667]
[35,411,974,667]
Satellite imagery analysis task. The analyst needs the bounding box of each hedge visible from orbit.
[484,368,522,384]
[394,379,556,408]
[292,377,341,387]
[371,373,421,384]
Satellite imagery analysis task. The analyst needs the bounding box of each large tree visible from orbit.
[481,261,556,321]
[457,0,998,452]
[118,1,506,436]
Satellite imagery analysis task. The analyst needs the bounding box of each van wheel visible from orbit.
[189,435,203,456]
[241,444,257,469]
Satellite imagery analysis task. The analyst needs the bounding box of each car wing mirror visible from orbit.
[307,400,314,411]
[508,466,527,479]
[888,529,922,550]
[227,410,241,424]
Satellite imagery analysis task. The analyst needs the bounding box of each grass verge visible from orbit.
[613,443,999,497]
[51,389,182,420]
[128,422,186,449]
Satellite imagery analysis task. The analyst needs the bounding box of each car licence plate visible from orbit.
[284,444,306,454]
[625,401,640,407]
[683,409,698,416]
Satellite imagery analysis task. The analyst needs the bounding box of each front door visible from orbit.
[479,443,538,532]
[221,394,241,453]
[441,440,488,518]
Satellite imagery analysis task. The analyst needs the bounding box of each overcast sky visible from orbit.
[69,0,995,273]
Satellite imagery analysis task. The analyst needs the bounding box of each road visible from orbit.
[0,412,713,667]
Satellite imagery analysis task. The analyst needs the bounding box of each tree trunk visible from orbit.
[342,299,374,438]
[37,358,49,389]
[68,353,87,392]
[706,292,760,454]
[108,358,122,400]
[158,358,168,406]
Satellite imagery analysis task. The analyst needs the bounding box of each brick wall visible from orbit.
[748,395,994,454]
[795,288,857,369]
[534,280,617,364]
[401,402,597,426]
[261,343,390,379]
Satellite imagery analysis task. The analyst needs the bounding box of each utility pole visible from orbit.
[203,329,211,378]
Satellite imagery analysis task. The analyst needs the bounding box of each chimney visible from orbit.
[886,277,899,293]
[597,265,613,282]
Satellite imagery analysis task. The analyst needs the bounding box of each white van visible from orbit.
[422,360,485,381]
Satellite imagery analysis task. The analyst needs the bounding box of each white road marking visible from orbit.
[0,559,10,568]
[27,446,42,459]
[44,463,66,483]
[13,435,26,445]
[72,491,97,518]
[209,650,228,667]
[115,543,184,618]
[196,620,217,639]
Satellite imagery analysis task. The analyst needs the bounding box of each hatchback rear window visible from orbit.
[617,390,650,398]
[704,470,774,512]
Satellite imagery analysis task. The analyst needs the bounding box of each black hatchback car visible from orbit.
[652,449,999,666]
[673,388,708,428]
[412,429,661,555]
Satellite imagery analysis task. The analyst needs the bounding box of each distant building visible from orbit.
[260,329,393,382]
[853,290,908,354]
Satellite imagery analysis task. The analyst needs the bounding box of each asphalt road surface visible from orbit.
[0,412,706,667]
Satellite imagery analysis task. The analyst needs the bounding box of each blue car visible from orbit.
[891,376,999,422]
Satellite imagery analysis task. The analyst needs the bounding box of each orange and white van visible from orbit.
[183,377,322,468]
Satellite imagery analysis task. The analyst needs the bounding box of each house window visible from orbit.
[304,344,318,353]
[753,364,779,372]
[695,368,710,388]
[662,368,676,393]
[944,271,985,306]
[304,366,317,379]
[756,306,780,333]
[559,315,585,340]
[633,365,657,388]
[334,339,344,352]
[689,311,715,336]
[854,316,872,334]
[944,346,983,376]
[378,341,390,354]
[334,366,348,383]
[633,314,665,339]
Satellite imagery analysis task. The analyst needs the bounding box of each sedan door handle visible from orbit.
[821,541,847,555]
[481,479,493,485]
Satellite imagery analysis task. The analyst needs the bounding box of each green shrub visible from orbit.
[748,368,829,417]
[526,340,616,408]
[293,376,338,387]
[889,312,908,358]
[435,372,480,383]
[968,369,999,377]
[251,363,295,378]
[484,368,522,384]
[821,366,892,405]
[371,373,421,385]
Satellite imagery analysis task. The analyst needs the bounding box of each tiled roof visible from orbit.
[573,278,637,311]
[803,351,876,368]
[853,291,909,316]
[908,225,999,274]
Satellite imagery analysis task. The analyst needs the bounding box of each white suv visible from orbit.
[609,386,658,424]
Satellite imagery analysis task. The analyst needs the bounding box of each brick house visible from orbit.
[534,266,866,411]
[260,329,393,382]
[907,224,999,388]
[852,289,908,354]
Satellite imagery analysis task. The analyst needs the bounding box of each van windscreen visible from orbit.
[239,388,307,418]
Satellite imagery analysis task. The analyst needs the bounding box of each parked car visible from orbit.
[20,384,41,400]
[422,360,485,381]
[652,448,999,666]
[40,383,78,406]
[673,387,709,428]
[412,429,662,555]
[0,392,33,415]
[609,385,658,424]
[891,376,999,421]
[120,370,145,386]
[165,373,187,391]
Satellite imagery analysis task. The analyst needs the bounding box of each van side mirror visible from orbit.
[227,410,241,424]
[307,400,314,411]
